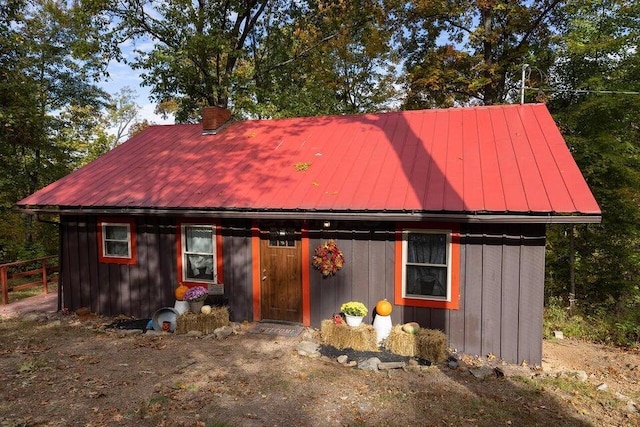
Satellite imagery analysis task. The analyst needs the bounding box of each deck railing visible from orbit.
[1,256,58,305]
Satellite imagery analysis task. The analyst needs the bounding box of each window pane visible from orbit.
[105,241,129,257]
[185,226,213,253]
[185,254,215,281]
[105,225,128,241]
[408,233,446,265]
[269,228,295,247]
[406,265,447,297]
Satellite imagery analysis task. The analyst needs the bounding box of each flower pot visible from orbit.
[345,314,364,327]
[188,301,204,313]
[174,300,189,314]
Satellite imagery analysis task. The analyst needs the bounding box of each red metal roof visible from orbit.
[18,103,601,220]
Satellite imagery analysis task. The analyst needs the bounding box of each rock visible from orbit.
[615,392,630,401]
[596,383,608,391]
[187,330,203,337]
[469,366,495,379]
[75,307,91,316]
[494,365,534,378]
[346,361,357,367]
[408,359,419,367]
[296,340,320,357]
[570,370,589,382]
[337,355,348,364]
[358,401,374,413]
[627,401,638,414]
[378,361,406,370]
[553,330,564,340]
[358,357,381,371]
[214,326,234,340]
[448,360,459,369]
[22,313,43,322]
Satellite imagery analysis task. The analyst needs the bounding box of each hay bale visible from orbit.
[415,328,447,363]
[386,324,417,356]
[386,324,447,363]
[320,319,378,352]
[175,306,230,335]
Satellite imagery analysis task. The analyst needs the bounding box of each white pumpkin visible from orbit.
[201,305,212,315]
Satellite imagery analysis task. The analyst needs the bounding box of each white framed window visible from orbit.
[402,229,452,301]
[98,218,136,264]
[181,224,217,284]
[102,223,132,258]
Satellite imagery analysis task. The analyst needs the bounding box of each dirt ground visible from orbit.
[0,310,639,427]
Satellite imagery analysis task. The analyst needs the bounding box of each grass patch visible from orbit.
[5,283,57,304]
[17,357,48,373]
[543,296,640,347]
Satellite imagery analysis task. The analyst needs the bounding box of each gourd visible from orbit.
[175,285,189,301]
[402,322,420,334]
[375,299,392,316]
[201,305,212,315]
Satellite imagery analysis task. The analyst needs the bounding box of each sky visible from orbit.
[101,38,175,127]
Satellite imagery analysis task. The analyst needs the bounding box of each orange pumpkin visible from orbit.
[375,299,392,316]
[175,284,189,301]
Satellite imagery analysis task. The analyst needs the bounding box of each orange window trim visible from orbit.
[97,217,137,265]
[176,220,224,288]
[251,221,261,321]
[301,226,310,326]
[394,223,460,310]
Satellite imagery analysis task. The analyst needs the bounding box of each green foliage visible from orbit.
[546,0,640,315]
[544,297,640,347]
[397,0,562,107]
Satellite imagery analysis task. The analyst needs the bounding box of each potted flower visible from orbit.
[340,301,368,327]
[184,286,208,313]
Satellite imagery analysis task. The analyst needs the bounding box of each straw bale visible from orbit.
[386,324,418,356]
[415,328,447,363]
[385,324,447,363]
[320,319,378,352]
[175,306,230,335]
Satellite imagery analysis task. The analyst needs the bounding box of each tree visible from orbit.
[0,0,110,260]
[106,0,397,120]
[397,0,564,108]
[240,0,399,118]
[545,0,640,313]
[108,0,271,122]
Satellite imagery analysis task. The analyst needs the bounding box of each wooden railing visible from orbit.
[1,256,58,305]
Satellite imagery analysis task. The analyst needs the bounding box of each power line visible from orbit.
[525,87,640,96]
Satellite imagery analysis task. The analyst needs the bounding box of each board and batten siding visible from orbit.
[60,215,177,318]
[308,222,546,365]
[59,216,254,321]
[60,215,545,364]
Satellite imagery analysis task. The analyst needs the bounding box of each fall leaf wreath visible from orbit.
[312,239,345,277]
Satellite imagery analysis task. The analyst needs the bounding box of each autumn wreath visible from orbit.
[312,239,345,277]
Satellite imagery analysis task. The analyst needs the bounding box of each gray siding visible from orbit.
[60,216,545,364]
[60,216,253,321]
[307,222,546,365]
[221,222,253,322]
[61,216,177,318]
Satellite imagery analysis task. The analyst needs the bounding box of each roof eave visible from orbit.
[15,205,602,224]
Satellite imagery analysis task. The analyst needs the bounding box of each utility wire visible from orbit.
[525,87,640,96]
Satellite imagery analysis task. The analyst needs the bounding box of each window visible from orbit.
[98,219,136,264]
[180,224,217,284]
[395,226,460,310]
[268,228,296,247]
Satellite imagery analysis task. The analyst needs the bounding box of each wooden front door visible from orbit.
[260,227,302,323]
